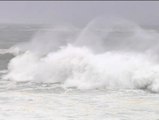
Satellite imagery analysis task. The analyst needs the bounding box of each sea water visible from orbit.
[0,18,159,120]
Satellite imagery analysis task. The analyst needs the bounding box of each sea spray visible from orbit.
[75,17,159,54]
[3,17,159,92]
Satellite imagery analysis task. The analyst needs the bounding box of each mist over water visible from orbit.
[3,17,159,92]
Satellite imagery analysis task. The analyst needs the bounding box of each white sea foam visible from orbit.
[3,17,159,92]
[0,48,13,55]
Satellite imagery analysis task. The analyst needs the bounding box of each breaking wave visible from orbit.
[3,17,159,92]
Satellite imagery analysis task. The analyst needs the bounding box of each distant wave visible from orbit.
[0,49,11,55]
[0,47,21,55]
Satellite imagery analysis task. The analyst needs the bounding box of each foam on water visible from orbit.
[3,17,159,92]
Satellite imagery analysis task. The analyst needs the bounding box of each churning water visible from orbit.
[0,18,159,120]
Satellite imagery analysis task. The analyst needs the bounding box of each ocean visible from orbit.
[0,18,159,120]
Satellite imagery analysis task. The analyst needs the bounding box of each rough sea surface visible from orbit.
[0,21,159,120]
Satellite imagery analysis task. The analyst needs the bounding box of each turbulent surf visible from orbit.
[3,17,159,92]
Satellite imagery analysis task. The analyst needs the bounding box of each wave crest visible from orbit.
[3,17,159,93]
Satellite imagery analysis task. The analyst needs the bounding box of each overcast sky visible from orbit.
[0,1,159,26]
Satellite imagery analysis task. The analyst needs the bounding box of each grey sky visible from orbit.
[0,1,159,26]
